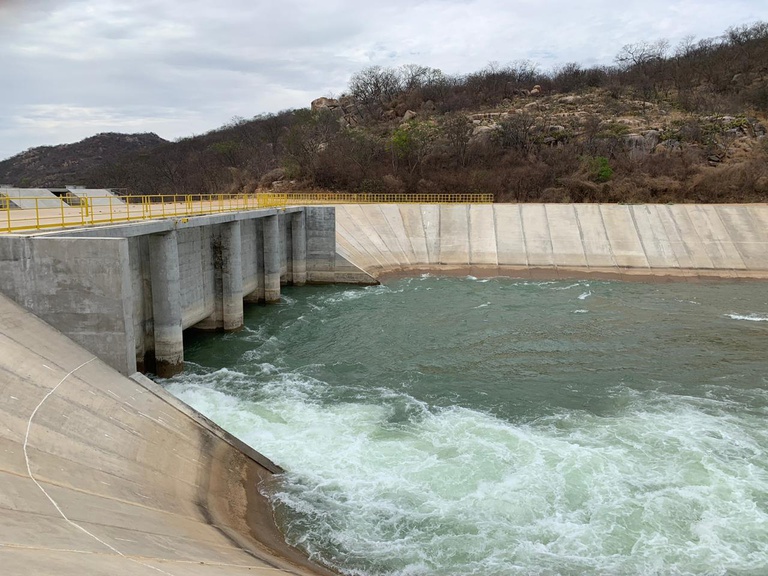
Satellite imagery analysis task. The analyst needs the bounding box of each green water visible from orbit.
[165,276,768,576]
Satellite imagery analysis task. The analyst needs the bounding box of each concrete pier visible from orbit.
[263,214,282,302]
[193,222,244,331]
[221,221,244,330]
[244,218,266,303]
[292,210,308,285]
[148,230,184,377]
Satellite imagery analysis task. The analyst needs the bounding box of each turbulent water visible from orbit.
[164,276,768,576]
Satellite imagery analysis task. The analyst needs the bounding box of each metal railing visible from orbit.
[1,193,288,233]
[276,192,494,205]
[1,192,494,233]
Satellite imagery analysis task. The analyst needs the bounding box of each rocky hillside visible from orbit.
[0,132,167,188]
[303,87,768,203]
[2,21,767,203]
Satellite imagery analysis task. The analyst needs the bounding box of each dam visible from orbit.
[1,198,768,575]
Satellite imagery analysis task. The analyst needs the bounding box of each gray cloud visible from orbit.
[0,0,764,159]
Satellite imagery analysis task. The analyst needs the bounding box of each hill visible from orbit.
[0,132,167,188]
[2,21,767,203]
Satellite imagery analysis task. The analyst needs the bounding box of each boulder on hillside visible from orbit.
[421,100,436,112]
[311,97,340,112]
[470,125,496,146]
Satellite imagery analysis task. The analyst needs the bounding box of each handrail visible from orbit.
[275,192,494,205]
[0,193,288,233]
[0,192,493,233]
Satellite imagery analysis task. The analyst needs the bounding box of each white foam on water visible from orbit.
[167,375,768,576]
[726,313,768,322]
[550,283,584,291]
[165,278,768,575]
[320,285,401,305]
[578,291,592,301]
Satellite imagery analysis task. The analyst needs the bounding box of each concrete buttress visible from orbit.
[148,229,184,377]
[292,210,308,286]
[221,220,244,330]
[263,214,281,302]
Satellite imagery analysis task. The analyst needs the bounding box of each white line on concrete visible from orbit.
[23,356,176,576]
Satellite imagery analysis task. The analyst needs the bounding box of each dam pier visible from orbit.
[0,204,372,377]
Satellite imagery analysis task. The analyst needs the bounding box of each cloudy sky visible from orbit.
[0,0,764,160]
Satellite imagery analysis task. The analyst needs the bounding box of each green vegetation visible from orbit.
[586,156,614,183]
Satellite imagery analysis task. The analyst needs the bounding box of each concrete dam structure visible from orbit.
[2,201,768,575]
[0,206,371,378]
[336,203,768,280]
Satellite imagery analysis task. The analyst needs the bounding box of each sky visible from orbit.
[0,0,764,161]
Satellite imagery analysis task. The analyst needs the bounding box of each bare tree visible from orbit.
[349,66,403,121]
[615,40,670,68]
[440,113,473,167]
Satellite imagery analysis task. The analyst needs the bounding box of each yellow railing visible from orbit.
[276,192,494,205]
[1,193,288,233]
[0,192,493,233]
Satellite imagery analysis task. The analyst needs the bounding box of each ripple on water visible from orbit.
[165,278,768,576]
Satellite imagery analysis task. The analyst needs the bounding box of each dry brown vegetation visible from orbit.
[2,22,767,203]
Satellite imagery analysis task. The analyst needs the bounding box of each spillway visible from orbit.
[335,203,768,279]
[2,201,768,575]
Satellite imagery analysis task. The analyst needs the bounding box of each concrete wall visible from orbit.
[0,292,335,576]
[67,187,123,206]
[0,236,136,374]
[0,206,373,376]
[306,206,339,283]
[0,187,64,209]
[336,203,768,279]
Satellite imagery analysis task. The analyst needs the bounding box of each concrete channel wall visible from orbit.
[0,206,374,377]
[336,203,768,279]
[0,292,336,576]
[0,187,65,209]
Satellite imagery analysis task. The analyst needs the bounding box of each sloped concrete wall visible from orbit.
[336,204,768,279]
[0,187,64,209]
[0,293,335,576]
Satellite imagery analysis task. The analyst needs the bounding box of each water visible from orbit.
[164,276,768,576]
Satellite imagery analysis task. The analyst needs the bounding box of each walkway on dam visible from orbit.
[336,203,768,279]
[0,292,335,576]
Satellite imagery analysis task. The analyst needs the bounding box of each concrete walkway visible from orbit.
[0,293,335,576]
[336,203,768,280]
